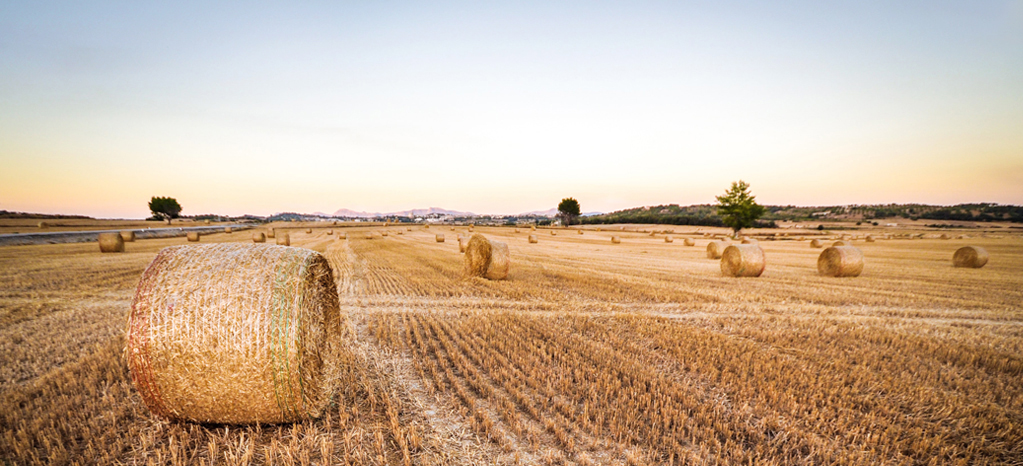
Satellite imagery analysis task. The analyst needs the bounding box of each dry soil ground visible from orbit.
[1,224,1021,465]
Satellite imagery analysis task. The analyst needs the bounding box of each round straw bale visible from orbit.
[611,236,621,244]
[424,225,429,229]
[865,235,875,242]
[953,246,988,268]
[458,237,468,253]
[98,232,124,253]
[252,232,266,243]
[596,227,601,232]
[326,230,333,235]
[833,240,851,247]
[684,238,696,246]
[267,228,275,239]
[339,232,347,240]
[665,236,674,243]
[741,237,758,245]
[37,221,49,228]
[551,230,557,236]
[818,246,864,277]
[187,231,200,242]
[940,233,950,240]
[435,234,445,243]
[468,226,474,232]
[120,230,136,242]
[578,230,584,235]
[703,233,710,238]
[396,230,403,235]
[204,220,211,225]
[720,244,766,277]
[365,232,374,240]
[464,234,509,280]
[381,231,388,237]
[406,227,412,231]
[224,227,232,234]
[276,233,290,246]
[810,239,824,248]
[528,234,538,243]
[514,229,520,233]
[706,240,730,259]
[306,228,312,234]
[531,225,536,231]
[126,243,343,424]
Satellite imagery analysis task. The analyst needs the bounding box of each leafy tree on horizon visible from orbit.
[149,196,182,221]
[557,198,581,226]
[716,180,765,237]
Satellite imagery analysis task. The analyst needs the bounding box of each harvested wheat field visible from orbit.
[2,225,1023,465]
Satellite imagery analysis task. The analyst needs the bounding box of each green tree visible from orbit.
[557,198,581,226]
[149,196,182,221]
[715,181,765,237]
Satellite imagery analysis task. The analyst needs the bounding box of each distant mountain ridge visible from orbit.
[331,207,477,218]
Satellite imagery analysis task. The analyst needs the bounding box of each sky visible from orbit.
[1,1,1022,218]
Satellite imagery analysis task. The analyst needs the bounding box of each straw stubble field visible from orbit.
[1,225,1022,465]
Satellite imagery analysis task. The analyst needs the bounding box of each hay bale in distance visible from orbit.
[940,233,950,240]
[611,236,621,244]
[365,232,374,240]
[530,225,536,231]
[818,246,864,277]
[267,228,275,239]
[865,235,875,242]
[435,234,445,243]
[458,236,468,253]
[810,239,824,248]
[126,243,343,424]
[741,237,758,245]
[224,226,232,234]
[578,230,584,235]
[339,232,347,240]
[326,230,333,235]
[187,231,200,242]
[684,238,696,246]
[953,246,988,268]
[204,220,211,225]
[306,228,313,234]
[706,240,730,259]
[464,234,509,280]
[38,221,49,229]
[252,232,266,243]
[665,236,674,243]
[720,244,766,277]
[551,230,557,236]
[120,230,136,242]
[528,234,538,243]
[98,232,124,253]
[833,240,851,247]
[381,231,388,237]
[276,233,290,246]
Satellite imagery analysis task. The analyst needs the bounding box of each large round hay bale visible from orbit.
[664,236,674,243]
[224,226,232,234]
[528,234,538,243]
[684,238,696,246]
[611,236,621,244]
[204,220,211,225]
[306,228,312,234]
[530,225,536,231]
[406,227,412,231]
[818,246,864,277]
[464,234,509,280]
[435,234,445,243]
[832,240,851,247]
[578,230,584,235]
[810,239,824,248]
[865,235,875,242]
[424,225,429,229]
[187,231,200,242]
[126,243,343,424]
[98,232,124,253]
[381,231,388,237]
[120,230,136,242]
[741,237,758,245]
[514,229,520,233]
[940,233,950,240]
[253,232,266,243]
[38,221,49,228]
[365,232,374,240]
[953,246,988,268]
[550,230,557,236]
[326,230,333,235]
[720,244,766,277]
[267,228,275,239]
[706,240,730,259]
[276,233,290,246]
[339,232,347,240]
[468,225,475,232]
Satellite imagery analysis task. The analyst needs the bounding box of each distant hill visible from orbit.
[0,210,92,220]
[332,207,476,218]
[580,203,1023,227]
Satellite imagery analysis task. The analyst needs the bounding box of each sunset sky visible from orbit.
[2,1,1021,218]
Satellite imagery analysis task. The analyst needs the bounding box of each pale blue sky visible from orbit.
[2,1,1021,217]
